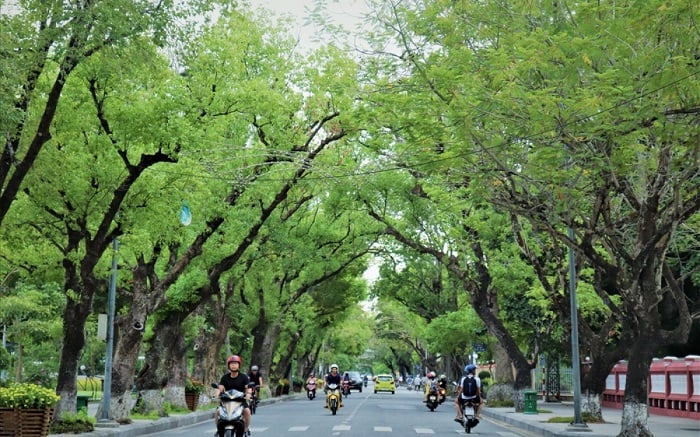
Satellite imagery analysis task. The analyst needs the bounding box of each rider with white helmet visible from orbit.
[324,364,343,409]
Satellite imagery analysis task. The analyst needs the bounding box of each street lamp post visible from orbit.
[566,226,589,432]
[97,237,119,427]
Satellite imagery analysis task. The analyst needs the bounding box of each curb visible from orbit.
[49,394,301,437]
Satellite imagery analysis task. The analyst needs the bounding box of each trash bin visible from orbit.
[77,395,90,412]
[523,390,538,414]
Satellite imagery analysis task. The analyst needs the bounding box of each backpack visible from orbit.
[462,376,478,398]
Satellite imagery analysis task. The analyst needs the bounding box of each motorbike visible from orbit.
[249,384,260,414]
[438,386,447,404]
[306,381,317,400]
[326,383,341,415]
[342,379,351,396]
[461,399,479,433]
[212,383,247,437]
[363,377,368,388]
[425,384,439,412]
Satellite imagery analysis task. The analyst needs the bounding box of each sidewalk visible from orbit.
[482,400,700,437]
[48,395,293,437]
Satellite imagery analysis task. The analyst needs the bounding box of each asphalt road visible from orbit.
[144,383,534,436]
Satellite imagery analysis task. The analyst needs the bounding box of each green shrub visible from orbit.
[49,411,95,434]
[478,370,491,380]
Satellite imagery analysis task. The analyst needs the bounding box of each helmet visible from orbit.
[427,371,436,379]
[251,365,259,371]
[227,355,242,366]
[465,364,477,373]
[439,374,447,381]
[330,364,339,370]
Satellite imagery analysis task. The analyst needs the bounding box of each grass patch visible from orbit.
[486,399,515,408]
[546,413,605,424]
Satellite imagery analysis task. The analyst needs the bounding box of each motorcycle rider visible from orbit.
[324,364,343,408]
[248,365,264,388]
[438,374,448,390]
[454,364,482,423]
[423,371,437,403]
[342,372,351,395]
[305,372,318,398]
[247,365,264,404]
[438,374,448,403]
[213,355,252,436]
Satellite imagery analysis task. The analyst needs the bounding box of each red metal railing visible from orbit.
[602,355,700,419]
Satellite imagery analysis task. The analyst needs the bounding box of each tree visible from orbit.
[0,0,209,226]
[478,4,699,434]
[357,1,698,432]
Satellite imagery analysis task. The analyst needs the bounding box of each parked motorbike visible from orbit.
[212,383,247,437]
[326,383,341,415]
[425,384,439,412]
[306,381,316,400]
[461,400,479,433]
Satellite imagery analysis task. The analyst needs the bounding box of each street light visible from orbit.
[97,237,118,427]
[566,226,589,432]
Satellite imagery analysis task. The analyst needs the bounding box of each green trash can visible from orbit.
[523,390,538,414]
[77,395,90,412]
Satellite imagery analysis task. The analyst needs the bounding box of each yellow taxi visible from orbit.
[373,374,395,394]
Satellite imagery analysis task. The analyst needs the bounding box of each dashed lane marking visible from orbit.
[374,426,392,432]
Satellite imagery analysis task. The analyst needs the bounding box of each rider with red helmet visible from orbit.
[214,355,252,435]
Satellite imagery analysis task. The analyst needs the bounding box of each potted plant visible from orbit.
[184,377,205,411]
[0,383,60,437]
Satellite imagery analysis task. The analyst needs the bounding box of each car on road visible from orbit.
[374,374,395,394]
[346,370,363,392]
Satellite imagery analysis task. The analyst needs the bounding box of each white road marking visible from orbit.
[374,426,392,432]
[288,425,309,431]
[415,428,435,434]
[332,424,352,431]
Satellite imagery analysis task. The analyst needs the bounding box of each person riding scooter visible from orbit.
[213,355,253,436]
[306,372,317,399]
[454,364,482,423]
[324,364,343,409]
[438,374,448,404]
[423,372,437,403]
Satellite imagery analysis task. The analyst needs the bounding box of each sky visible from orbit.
[247,0,371,52]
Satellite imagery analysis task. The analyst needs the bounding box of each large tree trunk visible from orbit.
[260,323,282,393]
[274,330,302,390]
[107,262,151,421]
[137,310,189,415]
[618,326,658,437]
[493,344,514,385]
[55,273,95,419]
[192,295,231,390]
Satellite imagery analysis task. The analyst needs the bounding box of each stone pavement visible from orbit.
[482,400,700,437]
[50,396,700,436]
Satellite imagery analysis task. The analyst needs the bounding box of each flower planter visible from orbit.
[0,408,16,437]
[185,393,199,411]
[0,407,53,437]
